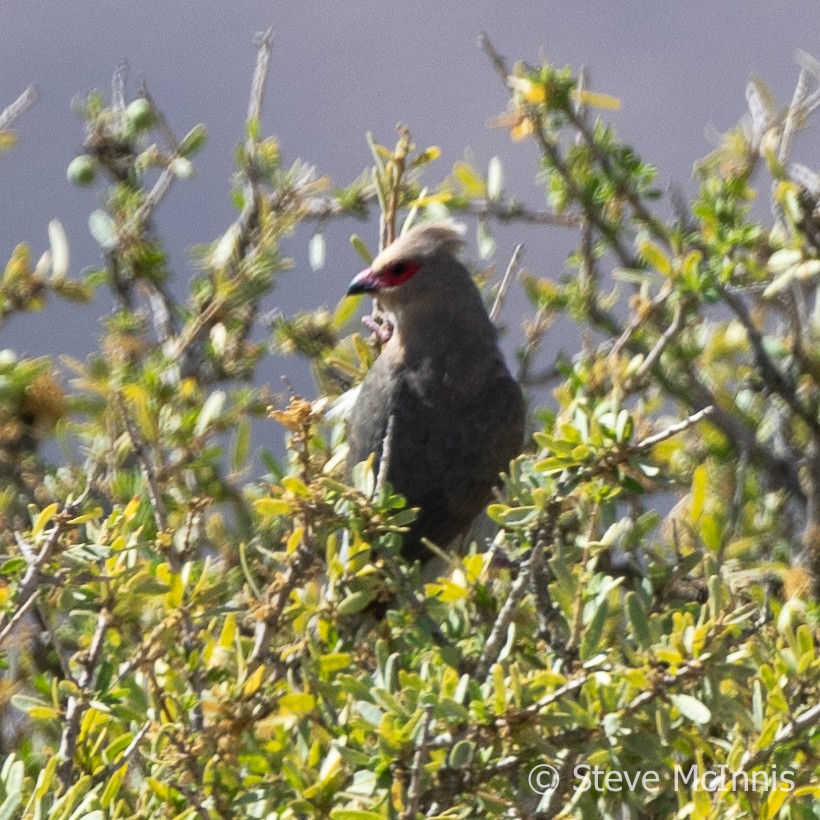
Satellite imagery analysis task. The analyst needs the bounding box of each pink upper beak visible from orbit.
[346,267,380,295]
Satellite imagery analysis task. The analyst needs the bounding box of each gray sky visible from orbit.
[1,2,819,401]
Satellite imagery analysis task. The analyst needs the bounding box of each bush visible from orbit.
[0,32,818,819]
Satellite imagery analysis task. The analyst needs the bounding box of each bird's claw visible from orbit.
[362,315,394,344]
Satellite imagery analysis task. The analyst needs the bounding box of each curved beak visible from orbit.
[346,267,379,295]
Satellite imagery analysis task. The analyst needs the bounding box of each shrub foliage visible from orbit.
[0,33,818,819]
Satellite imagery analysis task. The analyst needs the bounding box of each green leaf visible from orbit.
[487,156,503,200]
[580,598,609,661]
[308,232,326,271]
[670,693,711,724]
[448,739,475,768]
[625,591,652,648]
[231,418,251,472]
[178,124,208,157]
[88,210,117,249]
[337,589,375,615]
[194,390,226,435]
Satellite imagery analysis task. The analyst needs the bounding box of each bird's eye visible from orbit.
[383,260,419,286]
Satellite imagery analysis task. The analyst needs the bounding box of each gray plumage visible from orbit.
[346,220,525,560]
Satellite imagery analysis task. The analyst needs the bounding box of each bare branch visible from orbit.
[57,608,111,785]
[739,702,820,771]
[0,84,37,130]
[116,393,173,566]
[630,405,714,455]
[490,243,524,324]
[476,537,545,682]
[624,300,684,390]
[401,705,433,820]
[247,28,274,130]
[375,414,395,496]
[0,475,95,642]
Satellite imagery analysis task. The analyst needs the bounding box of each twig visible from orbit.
[719,284,820,436]
[739,702,820,771]
[375,414,395,496]
[116,394,173,568]
[247,29,274,131]
[467,200,580,229]
[0,590,38,649]
[475,539,545,682]
[535,753,579,820]
[609,283,673,362]
[402,705,433,820]
[0,84,37,130]
[248,543,318,667]
[490,243,523,324]
[629,405,714,455]
[94,720,151,785]
[0,475,95,641]
[624,301,684,390]
[478,34,510,87]
[57,609,112,785]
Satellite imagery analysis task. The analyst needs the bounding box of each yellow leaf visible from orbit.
[407,191,453,208]
[31,503,59,537]
[0,130,18,150]
[123,495,141,522]
[281,475,309,497]
[638,239,672,276]
[508,75,547,103]
[510,117,534,141]
[452,161,486,197]
[122,384,156,440]
[287,526,304,554]
[218,613,236,648]
[690,464,708,523]
[430,579,468,603]
[763,782,791,819]
[254,497,291,517]
[67,507,103,525]
[279,692,315,714]
[243,664,266,697]
[572,89,621,110]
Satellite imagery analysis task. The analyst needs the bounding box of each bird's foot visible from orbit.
[362,315,394,344]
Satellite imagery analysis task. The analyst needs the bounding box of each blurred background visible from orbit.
[1,2,819,407]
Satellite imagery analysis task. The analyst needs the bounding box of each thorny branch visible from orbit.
[0,474,95,645]
[57,608,111,785]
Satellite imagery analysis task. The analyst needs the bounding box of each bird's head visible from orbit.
[346,220,467,307]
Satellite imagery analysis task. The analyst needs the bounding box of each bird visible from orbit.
[345,219,526,561]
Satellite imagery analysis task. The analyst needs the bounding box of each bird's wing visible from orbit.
[385,366,525,557]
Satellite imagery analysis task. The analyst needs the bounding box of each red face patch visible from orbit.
[380,259,420,288]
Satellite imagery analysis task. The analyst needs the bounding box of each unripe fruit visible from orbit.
[125,98,154,132]
[67,155,96,186]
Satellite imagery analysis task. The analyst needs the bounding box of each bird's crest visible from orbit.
[373,219,466,271]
